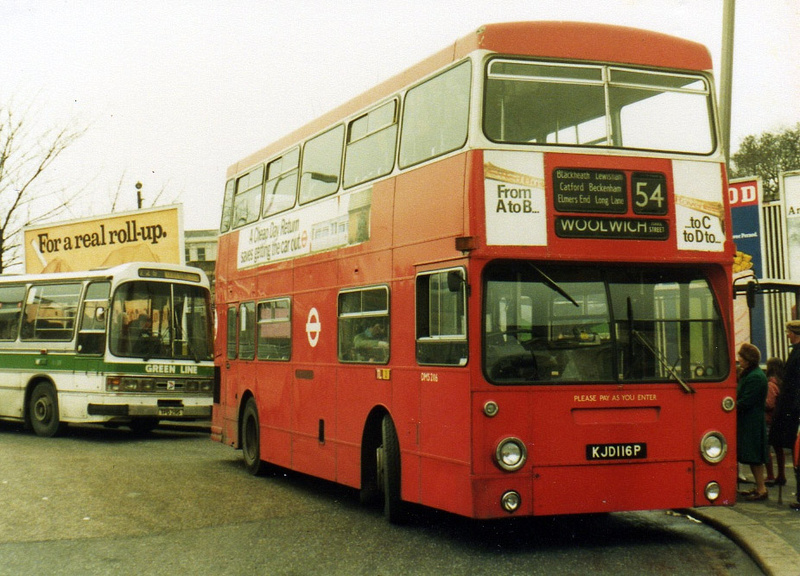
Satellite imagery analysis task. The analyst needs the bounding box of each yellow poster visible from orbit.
[24,205,183,273]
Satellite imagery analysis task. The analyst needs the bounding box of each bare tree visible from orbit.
[0,103,86,273]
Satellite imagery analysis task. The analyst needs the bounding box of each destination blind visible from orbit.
[554,168,627,213]
[555,216,668,240]
[553,167,669,240]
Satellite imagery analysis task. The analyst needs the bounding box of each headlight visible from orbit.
[106,377,155,392]
[501,490,521,512]
[705,481,721,502]
[495,437,527,471]
[700,431,727,464]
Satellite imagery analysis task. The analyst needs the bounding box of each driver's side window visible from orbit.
[415,268,467,366]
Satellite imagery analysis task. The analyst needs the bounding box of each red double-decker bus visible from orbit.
[212,22,736,521]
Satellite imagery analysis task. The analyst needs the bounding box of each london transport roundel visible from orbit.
[306,307,321,347]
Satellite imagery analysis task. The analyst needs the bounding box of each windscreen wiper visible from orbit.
[630,329,694,394]
[528,264,579,307]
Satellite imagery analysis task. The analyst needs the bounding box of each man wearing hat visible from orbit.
[769,320,800,510]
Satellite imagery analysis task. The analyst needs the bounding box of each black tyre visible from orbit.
[242,398,267,475]
[381,415,406,523]
[359,418,381,507]
[29,382,64,437]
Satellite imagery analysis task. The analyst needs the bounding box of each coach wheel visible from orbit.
[242,398,267,476]
[380,415,407,523]
[29,382,64,437]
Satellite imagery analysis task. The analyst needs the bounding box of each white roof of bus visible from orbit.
[228,21,713,179]
[0,262,207,285]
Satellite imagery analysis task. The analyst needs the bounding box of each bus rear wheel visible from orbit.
[242,398,267,475]
[379,415,407,523]
[29,382,64,438]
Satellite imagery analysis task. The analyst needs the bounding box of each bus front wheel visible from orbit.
[380,415,407,523]
[29,382,64,437]
[242,398,267,476]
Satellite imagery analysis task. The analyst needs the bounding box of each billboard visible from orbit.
[729,177,765,352]
[23,205,184,274]
[783,170,800,281]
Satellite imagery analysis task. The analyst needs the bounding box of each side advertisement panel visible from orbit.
[236,187,372,270]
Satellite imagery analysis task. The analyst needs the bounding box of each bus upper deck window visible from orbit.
[484,59,715,155]
[299,125,344,205]
[232,166,264,229]
[264,148,299,217]
[399,61,471,169]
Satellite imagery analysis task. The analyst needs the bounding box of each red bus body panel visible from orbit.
[213,147,736,518]
[212,22,735,520]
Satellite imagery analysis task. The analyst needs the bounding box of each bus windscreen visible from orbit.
[483,262,728,385]
[110,281,213,361]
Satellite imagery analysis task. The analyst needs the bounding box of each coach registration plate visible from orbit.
[158,407,184,417]
[586,442,647,460]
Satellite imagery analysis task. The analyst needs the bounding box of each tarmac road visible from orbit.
[0,421,764,575]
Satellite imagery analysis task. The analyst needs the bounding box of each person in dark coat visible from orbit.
[770,321,800,509]
[774,320,800,510]
[736,342,769,501]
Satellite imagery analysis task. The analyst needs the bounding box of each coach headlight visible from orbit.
[700,431,727,464]
[495,437,527,471]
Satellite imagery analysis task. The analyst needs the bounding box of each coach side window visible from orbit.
[232,165,264,229]
[300,125,345,204]
[399,60,471,169]
[0,285,26,340]
[77,281,110,355]
[338,286,389,364]
[21,283,82,341]
[416,269,468,366]
[344,100,398,188]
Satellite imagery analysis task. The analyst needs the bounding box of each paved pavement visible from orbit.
[689,466,800,576]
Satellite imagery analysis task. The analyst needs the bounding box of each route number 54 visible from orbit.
[632,172,667,215]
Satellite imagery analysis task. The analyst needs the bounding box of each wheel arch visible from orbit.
[235,388,257,449]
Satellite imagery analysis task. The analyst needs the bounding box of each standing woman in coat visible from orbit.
[736,343,769,501]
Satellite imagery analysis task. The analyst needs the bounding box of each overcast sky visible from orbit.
[1,0,798,233]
